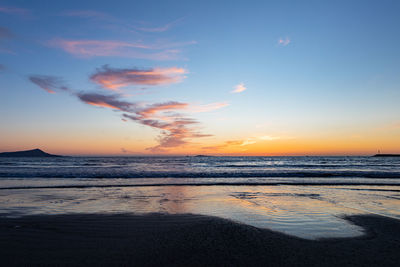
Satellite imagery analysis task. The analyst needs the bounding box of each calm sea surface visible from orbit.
[1,156,399,239]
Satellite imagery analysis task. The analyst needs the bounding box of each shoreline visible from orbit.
[1,182,400,190]
[1,213,399,266]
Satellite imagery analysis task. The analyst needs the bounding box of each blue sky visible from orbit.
[1,0,399,155]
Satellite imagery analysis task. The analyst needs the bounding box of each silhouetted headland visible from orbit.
[373,154,400,157]
[0,148,61,157]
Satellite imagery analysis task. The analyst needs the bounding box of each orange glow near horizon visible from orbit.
[2,133,398,156]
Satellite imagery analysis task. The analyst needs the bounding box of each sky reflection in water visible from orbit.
[1,185,399,239]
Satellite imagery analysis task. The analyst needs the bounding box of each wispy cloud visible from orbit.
[123,102,212,152]
[111,98,216,152]
[240,139,257,146]
[77,93,136,112]
[136,18,184,33]
[28,70,225,153]
[278,37,290,46]
[90,65,187,90]
[189,102,229,113]
[28,75,70,94]
[61,9,183,33]
[137,101,188,118]
[259,135,281,141]
[231,83,246,93]
[0,6,30,16]
[48,38,194,60]
[61,10,111,20]
[202,135,284,151]
[0,64,5,71]
[52,10,194,60]
[202,140,255,150]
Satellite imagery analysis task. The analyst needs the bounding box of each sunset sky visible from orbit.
[1,0,399,155]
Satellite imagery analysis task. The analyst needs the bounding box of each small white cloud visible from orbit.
[278,37,290,46]
[259,135,280,141]
[232,83,246,93]
[240,139,257,146]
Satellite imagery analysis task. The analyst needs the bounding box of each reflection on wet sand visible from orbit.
[0,185,399,239]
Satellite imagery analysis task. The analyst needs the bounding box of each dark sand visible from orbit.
[1,213,399,266]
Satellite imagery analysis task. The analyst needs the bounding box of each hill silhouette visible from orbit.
[0,149,61,157]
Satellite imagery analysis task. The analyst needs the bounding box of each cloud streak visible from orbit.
[90,65,186,90]
[136,18,183,33]
[202,140,248,150]
[29,75,70,93]
[232,83,246,93]
[61,10,111,20]
[189,102,229,113]
[61,9,183,33]
[137,101,188,118]
[202,136,282,151]
[77,93,136,112]
[48,38,193,60]
[259,135,281,141]
[0,6,30,16]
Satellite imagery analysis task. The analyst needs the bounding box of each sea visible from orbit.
[1,156,399,239]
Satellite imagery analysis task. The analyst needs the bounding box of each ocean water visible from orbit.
[1,156,399,239]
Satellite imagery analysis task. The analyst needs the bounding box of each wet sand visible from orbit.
[0,213,399,266]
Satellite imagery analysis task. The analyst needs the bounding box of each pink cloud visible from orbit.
[90,65,187,90]
[48,38,192,60]
[122,101,211,152]
[137,101,188,118]
[74,93,214,152]
[123,111,211,153]
[278,37,290,46]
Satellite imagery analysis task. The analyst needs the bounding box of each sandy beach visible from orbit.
[1,213,399,266]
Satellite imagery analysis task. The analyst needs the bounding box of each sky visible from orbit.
[0,0,399,156]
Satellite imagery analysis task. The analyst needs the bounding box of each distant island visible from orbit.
[372,154,400,157]
[0,149,62,157]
